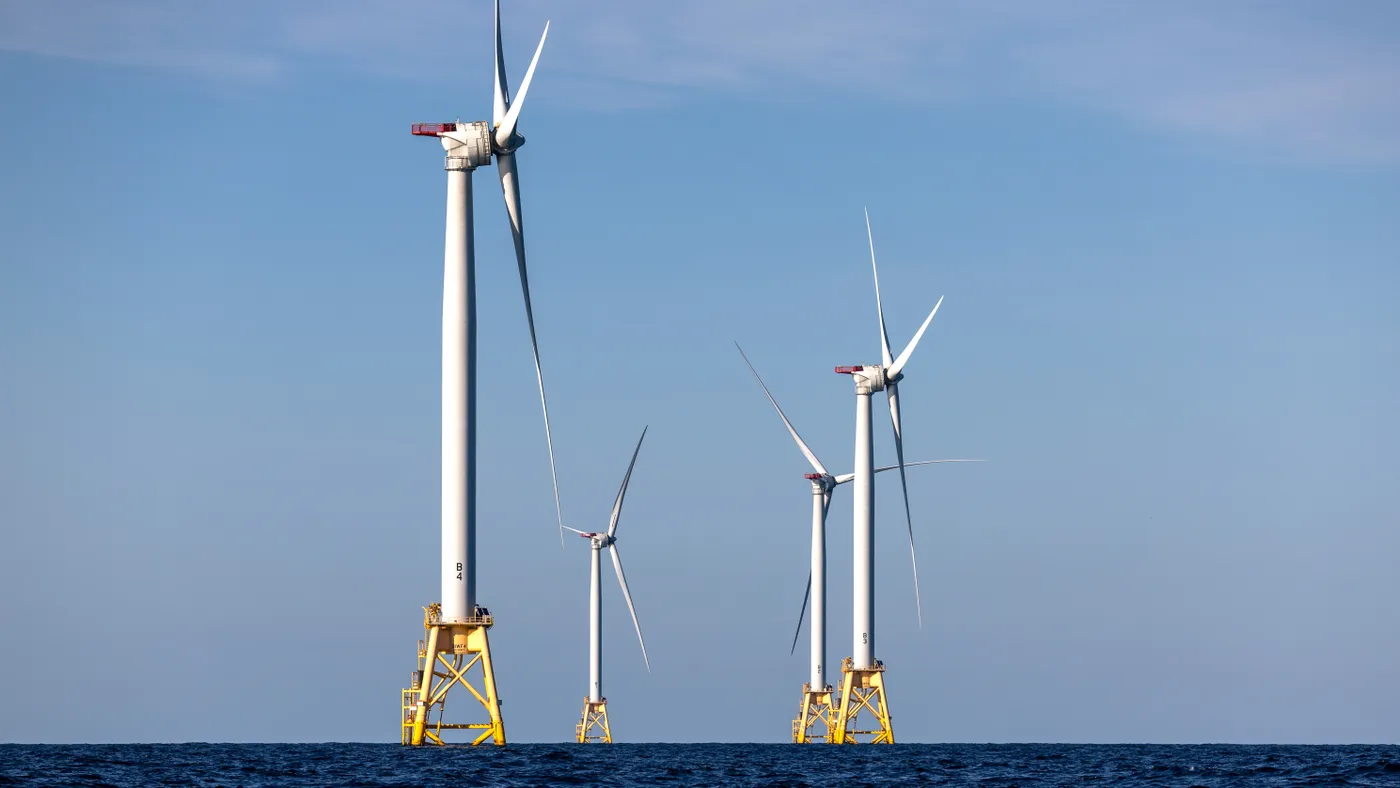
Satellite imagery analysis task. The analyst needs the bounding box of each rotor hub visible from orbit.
[492,128,526,156]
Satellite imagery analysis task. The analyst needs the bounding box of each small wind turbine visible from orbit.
[735,344,979,743]
[403,1,561,748]
[830,210,948,744]
[564,428,651,744]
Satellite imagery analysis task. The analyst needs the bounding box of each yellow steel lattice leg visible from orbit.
[831,657,894,744]
[792,683,837,743]
[575,699,612,743]
[401,603,506,746]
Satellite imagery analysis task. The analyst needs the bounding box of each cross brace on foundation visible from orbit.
[831,657,894,744]
[791,683,837,743]
[576,698,612,743]
[401,604,505,746]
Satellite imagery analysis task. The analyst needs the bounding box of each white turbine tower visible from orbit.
[404,1,561,748]
[736,344,978,743]
[830,211,946,744]
[564,428,651,743]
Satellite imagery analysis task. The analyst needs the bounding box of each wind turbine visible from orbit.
[564,428,651,744]
[404,1,560,748]
[830,211,946,744]
[736,344,979,743]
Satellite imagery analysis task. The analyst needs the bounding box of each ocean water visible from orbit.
[2,743,1398,787]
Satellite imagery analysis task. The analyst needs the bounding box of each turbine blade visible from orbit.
[607,427,647,538]
[561,525,589,536]
[610,545,650,672]
[867,208,894,369]
[734,342,828,476]
[822,489,832,521]
[888,296,943,378]
[497,151,565,549]
[495,21,549,147]
[887,382,922,628]
[492,0,510,128]
[790,572,811,656]
[875,458,984,474]
[833,458,984,485]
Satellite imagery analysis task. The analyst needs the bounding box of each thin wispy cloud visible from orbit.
[2,0,1397,163]
[0,0,281,76]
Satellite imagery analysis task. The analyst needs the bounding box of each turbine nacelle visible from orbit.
[442,122,494,168]
[411,122,495,169]
[567,528,617,548]
[803,472,837,492]
[835,364,894,394]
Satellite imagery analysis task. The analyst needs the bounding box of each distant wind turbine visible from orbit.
[830,210,960,744]
[565,428,652,743]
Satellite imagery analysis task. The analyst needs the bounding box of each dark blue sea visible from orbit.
[2,744,1398,787]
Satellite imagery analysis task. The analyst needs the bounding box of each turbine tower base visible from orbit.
[831,657,894,744]
[791,684,836,743]
[401,603,506,746]
[576,698,612,743]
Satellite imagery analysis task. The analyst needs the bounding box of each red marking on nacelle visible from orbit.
[411,122,457,136]
[834,365,863,374]
[804,473,824,480]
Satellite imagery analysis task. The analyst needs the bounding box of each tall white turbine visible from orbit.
[831,211,946,745]
[404,1,562,748]
[565,428,651,744]
[736,344,978,742]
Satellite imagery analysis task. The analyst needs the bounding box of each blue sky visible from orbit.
[1,1,1397,744]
